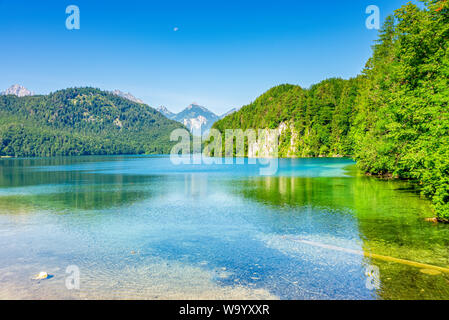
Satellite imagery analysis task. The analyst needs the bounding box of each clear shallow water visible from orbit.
[0,156,448,300]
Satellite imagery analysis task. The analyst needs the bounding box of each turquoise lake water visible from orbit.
[0,156,448,300]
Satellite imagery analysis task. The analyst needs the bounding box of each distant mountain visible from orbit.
[157,104,239,135]
[157,106,175,119]
[1,84,34,97]
[159,104,220,135]
[174,104,220,134]
[0,87,185,157]
[220,108,238,119]
[112,90,145,104]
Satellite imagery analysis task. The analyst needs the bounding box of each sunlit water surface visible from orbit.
[0,156,448,300]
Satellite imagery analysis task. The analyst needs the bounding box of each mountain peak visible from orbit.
[187,103,210,113]
[112,90,145,104]
[157,106,175,118]
[220,108,238,119]
[174,104,219,134]
[1,84,34,97]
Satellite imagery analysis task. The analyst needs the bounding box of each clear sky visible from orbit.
[0,0,413,114]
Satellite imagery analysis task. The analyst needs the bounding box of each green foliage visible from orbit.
[0,87,185,157]
[354,0,449,219]
[214,78,359,158]
[213,1,449,219]
[214,84,308,131]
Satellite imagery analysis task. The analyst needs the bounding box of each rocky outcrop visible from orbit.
[246,122,299,158]
[112,90,145,104]
[1,84,34,97]
[247,128,280,158]
[157,106,175,118]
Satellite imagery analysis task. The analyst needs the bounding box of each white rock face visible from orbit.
[113,118,123,128]
[248,128,280,158]
[112,90,145,104]
[1,84,34,97]
[246,122,298,158]
[277,121,299,157]
[184,115,208,133]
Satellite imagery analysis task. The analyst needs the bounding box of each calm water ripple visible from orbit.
[0,156,448,300]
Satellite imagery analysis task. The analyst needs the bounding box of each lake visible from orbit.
[0,156,448,300]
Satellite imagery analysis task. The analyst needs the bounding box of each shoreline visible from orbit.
[1,153,442,223]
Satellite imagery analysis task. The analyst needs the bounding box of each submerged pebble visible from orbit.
[33,272,49,280]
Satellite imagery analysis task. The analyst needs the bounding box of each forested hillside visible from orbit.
[0,87,185,156]
[213,0,449,220]
[213,79,358,157]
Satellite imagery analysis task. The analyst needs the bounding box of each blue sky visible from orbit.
[0,0,413,114]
